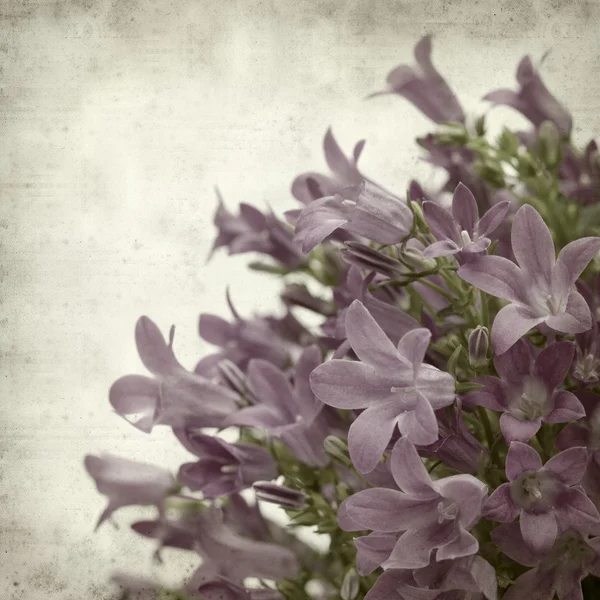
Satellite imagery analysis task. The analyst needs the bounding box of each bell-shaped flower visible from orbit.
[291,128,365,204]
[292,181,413,254]
[484,55,572,136]
[371,35,465,124]
[483,442,600,554]
[364,555,497,600]
[84,454,175,529]
[108,316,240,432]
[458,203,600,354]
[310,300,455,472]
[422,183,510,260]
[492,524,600,600]
[341,438,487,570]
[175,430,277,499]
[225,345,330,467]
[464,338,584,442]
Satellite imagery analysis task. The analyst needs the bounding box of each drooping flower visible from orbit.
[292,181,413,254]
[210,190,303,268]
[492,523,600,600]
[422,183,510,260]
[341,438,487,569]
[371,35,465,124]
[464,338,584,442]
[483,442,599,554]
[291,128,365,204]
[484,55,572,136]
[225,345,330,467]
[458,203,600,354]
[311,300,455,472]
[175,430,277,499]
[84,454,175,529]
[253,481,307,509]
[364,555,497,600]
[109,316,240,432]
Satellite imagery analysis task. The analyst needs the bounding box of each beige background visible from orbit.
[1,0,599,598]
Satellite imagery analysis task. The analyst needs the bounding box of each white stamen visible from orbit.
[342,199,357,207]
[460,230,472,246]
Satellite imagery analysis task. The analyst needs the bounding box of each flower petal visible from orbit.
[500,413,541,443]
[345,300,403,370]
[555,237,600,288]
[389,437,435,496]
[543,447,588,485]
[463,376,507,411]
[436,528,479,562]
[511,204,555,288]
[422,201,461,244]
[310,359,398,409]
[432,474,488,528]
[135,316,180,376]
[348,402,400,473]
[396,328,431,375]
[545,290,592,334]
[109,375,159,433]
[345,488,439,532]
[494,337,533,385]
[477,200,511,238]
[458,256,525,303]
[398,392,439,446]
[490,522,539,567]
[556,486,600,528]
[491,303,545,356]
[505,441,542,481]
[544,390,586,424]
[519,510,557,554]
[452,183,479,233]
[422,239,460,258]
[354,532,397,575]
[293,196,349,253]
[533,341,575,390]
[483,483,519,522]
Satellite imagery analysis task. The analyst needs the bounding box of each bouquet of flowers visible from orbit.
[85,36,600,600]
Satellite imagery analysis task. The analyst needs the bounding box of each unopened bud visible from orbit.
[341,569,359,600]
[341,242,408,279]
[475,115,486,137]
[537,120,561,168]
[468,326,489,369]
[253,481,306,509]
[409,201,429,234]
[323,436,352,468]
[400,246,438,272]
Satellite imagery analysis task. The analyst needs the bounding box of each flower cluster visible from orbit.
[86,36,600,600]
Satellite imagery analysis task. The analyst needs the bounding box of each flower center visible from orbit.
[510,471,559,512]
[512,377,549,421]
[574,353,600,383]
[342,199,357,207]
[437,499,459,524]
[460,229,473,246]
[220,464,238,474]
[580,173,592,186]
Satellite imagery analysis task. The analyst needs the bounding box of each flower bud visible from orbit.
[468,326,489,369]
[340,242,408,279]
[253,481,306,509]
[323,436,353,468]
[409,200,429,234]
[340,569,359,600]
[400,246,438,272]
[537,120,561,168]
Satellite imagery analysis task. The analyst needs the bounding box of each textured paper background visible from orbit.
[1,0,599,598]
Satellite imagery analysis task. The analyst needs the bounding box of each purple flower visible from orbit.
[225,345,330,467]
[109,317,239,433]
[573,313,600,384]
[483,442,599,554]
[292,181,413,254]
[458,204,600,354]
[253,481,306,509]
[84,454,175,529]
[372,35,465,124]
[364,556,497,600]
[197,292,291,375]
[342,438,487,569]
[422,183,510,260]
[492,524,600,600]
[311,300,455,472]
[291,128,365,204]
[484,55,572,136]
[464,338,584,443]
[210,190,302,268]
[175,430,276,499]
[557,391,600,507]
